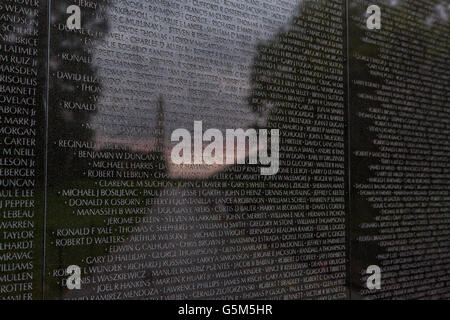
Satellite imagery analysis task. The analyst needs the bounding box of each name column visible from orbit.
[0,0,47,300]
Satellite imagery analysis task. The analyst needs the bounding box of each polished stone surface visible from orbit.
[0,0,448,300]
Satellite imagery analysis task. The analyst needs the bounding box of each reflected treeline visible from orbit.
[49,0,449,299]
[61,0,351,300]
[45,0,168,298]
[0,0,47,300]
[205,0,350,298]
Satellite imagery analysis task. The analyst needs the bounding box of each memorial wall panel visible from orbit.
[0,0,47,300]
[0,0,448,301]
[44,0,349,300]
[349,0,450,299]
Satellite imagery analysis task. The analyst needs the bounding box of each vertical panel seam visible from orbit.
[42,0,52,301]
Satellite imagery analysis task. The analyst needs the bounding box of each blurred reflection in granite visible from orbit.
[31,0,449,300]
[58,0,349,300]
[0,0,47,300]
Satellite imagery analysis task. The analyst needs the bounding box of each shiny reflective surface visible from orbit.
[0,0,47,299]
[46,0,349,300]
[349,0,450,299]
[0,0,449,300]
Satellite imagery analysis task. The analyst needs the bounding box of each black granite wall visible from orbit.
[0,0,448,300]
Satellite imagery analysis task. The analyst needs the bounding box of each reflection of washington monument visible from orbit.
[66,0,350,300]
